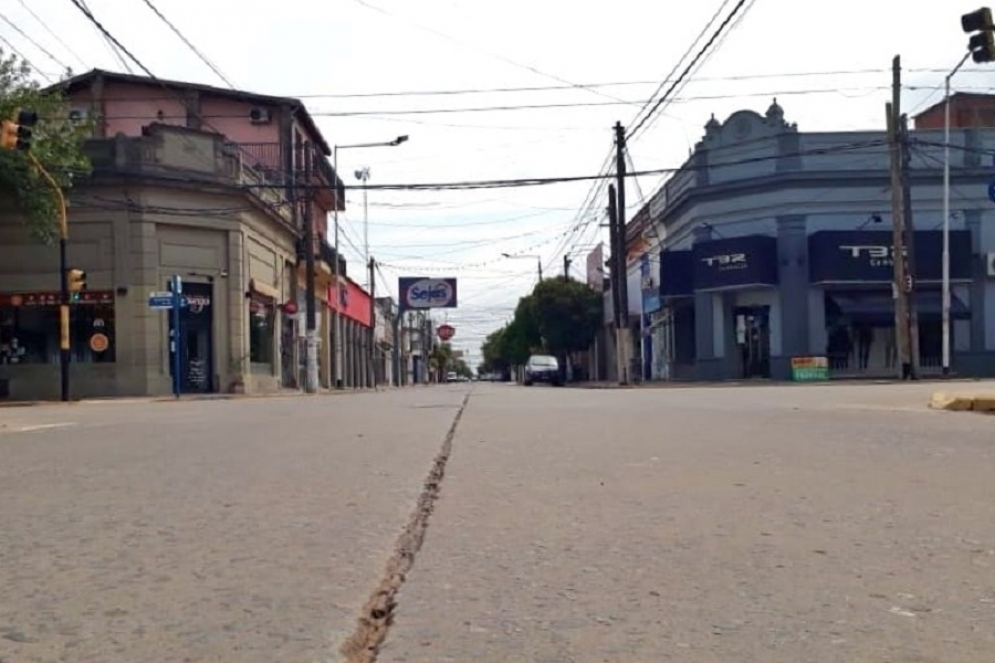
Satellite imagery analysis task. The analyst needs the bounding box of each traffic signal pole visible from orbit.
[28,153,71,401]
[947,7,995,374]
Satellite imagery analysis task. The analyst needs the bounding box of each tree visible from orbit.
[530,276,602,361]
[477,279,600,378]
[429,341,472,378]
[0,49,92,242]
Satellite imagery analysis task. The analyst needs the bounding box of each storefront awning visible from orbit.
[828,291,970,324]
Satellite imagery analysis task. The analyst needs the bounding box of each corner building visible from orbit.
[0,70,347,400]
[647,100,995,381]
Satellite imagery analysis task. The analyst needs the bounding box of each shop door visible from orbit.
[735,306,771,379]
[169,282,215,393]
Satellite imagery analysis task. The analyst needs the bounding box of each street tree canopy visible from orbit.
[0,50,93,242]
[478,277,602,376]
[430,341,472,377]
[531,276,602,359]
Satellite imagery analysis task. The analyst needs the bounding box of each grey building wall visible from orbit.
[641,100,995,379]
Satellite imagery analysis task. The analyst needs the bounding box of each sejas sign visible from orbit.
[398,277,458,309]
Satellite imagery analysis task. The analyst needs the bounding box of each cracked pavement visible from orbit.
[2,380,994,662]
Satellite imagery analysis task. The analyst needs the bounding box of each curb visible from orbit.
[929,391,995,413]
[0,386,410,408]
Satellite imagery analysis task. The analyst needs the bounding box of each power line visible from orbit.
[83,67,954,101]
[351,0,636,108]
[629,0,734,134]
[66,0,155,78]
[243,139,888,192]
[137,0,236,88]
[60,138,889,197]
[76,0,134,74]
[84,85,899,119]
[0,10,68,71]
[15,0,88,68]
[629,0,754,140]
[0,33,50,82]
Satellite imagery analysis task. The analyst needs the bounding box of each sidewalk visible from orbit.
[568,376,988,389]
[0,384,413,408]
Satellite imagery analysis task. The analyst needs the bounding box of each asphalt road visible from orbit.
[2,380,994,662]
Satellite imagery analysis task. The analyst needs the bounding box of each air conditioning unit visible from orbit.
[249,107,271,124]
[987,252,995,278]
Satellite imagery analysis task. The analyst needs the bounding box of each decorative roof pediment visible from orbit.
[699,99,798,148]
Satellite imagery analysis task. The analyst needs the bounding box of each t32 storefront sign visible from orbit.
[692,235,778,291]
[809,230,972,283]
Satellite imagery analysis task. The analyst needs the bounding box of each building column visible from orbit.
[227,230,248,391]
[775,214,809,379]
[692,225,715,380]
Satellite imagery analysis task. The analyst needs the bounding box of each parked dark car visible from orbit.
[524,354,562,386]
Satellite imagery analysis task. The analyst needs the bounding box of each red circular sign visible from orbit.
[437,324,456,341]
[282,301,299,315]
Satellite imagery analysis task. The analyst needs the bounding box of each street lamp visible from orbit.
[942,53,971,376]
[355,166,372,287]
[502,253,543,281]
[943,8,995,375]
[331,135,409,389]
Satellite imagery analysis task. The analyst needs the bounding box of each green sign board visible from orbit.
[791,356,829,382]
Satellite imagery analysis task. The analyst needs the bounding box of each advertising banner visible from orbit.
[692,235,779,291]
[808,230,972,283]
[398,277,458,310]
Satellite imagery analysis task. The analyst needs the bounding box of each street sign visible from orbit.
[148,278,185,399]
[148,292,175,309]
[437,323,456,341]
[987,180,995,203]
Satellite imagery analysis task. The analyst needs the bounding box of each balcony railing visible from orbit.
[227,141,339,193]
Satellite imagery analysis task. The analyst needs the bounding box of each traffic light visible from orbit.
[963,7,995,63]
[0,109,39,151]
[67,269,86,302]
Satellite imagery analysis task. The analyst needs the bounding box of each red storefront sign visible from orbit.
[326,279,372,327]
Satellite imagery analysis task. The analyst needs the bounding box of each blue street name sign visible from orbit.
[148,291,175,309]
[147,276,185,398]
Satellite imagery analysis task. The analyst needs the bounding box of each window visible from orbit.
[248,298,275,366]
[0,295,116,364]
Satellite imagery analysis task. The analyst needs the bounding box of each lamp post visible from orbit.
[332,135,408,389]
[942,53,971,376]
[501,253,543,281]
[355,166,371,288]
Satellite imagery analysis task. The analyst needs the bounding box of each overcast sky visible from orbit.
[2,0,993,365]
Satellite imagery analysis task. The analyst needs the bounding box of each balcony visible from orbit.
[231,141,341,211]
[84,125,293,226]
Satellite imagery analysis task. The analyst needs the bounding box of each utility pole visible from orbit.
[302,144,319,393]
[368,256,377,390]
[563,254,572,278]
[900,113,920,379]
[614,121,631,385]
[607,183,625,385]
[537,258,543,282]
[332,147,344,389]
[886,55,912,380]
